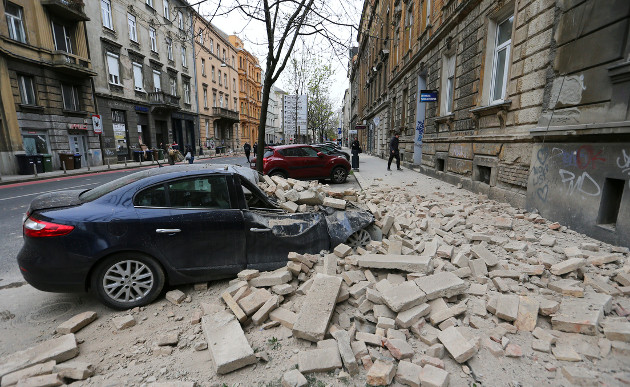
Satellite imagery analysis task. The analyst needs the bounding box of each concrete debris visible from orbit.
[55,311,97,335]
[282,369,308,387]
[0,334,78,378]
[111,315,136,330]
[165,289,186,305]
[366,360,396,386]
[297,347,342,373]
[293,274,342,342]
[201,312,256,374]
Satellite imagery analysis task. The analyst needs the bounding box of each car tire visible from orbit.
[331,166,348,184]
[269,170,287,179]
[92,253,165,310]
[346,228,372,248]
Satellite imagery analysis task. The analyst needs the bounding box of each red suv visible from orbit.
[251,144,351,183]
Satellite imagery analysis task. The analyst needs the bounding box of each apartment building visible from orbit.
[229,35,262,147]
[85,0,196,164]
[193,13,240,152]
[351,0,630,246]
[264,85,286,144]
[0,0,99,174]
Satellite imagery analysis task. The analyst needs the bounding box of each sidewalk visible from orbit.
[0,152,240,186]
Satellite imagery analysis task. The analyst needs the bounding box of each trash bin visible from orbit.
[15,154,43,175]
[41,154,53,172]
[152,149,158,161]
[59,153,74,170]
[73,153,82,169]
[158,149,164,159]
[133,151,144,162]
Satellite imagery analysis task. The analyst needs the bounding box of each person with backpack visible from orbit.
[387,133,402,171]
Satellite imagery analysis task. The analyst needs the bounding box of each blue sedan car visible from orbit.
[17,165,375,309]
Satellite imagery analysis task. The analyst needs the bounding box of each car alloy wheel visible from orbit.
[331,167,348,184]
[93,253,165,309]
[346,228,372,248]
[269,170,287,179]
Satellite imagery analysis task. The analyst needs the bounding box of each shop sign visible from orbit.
[92,115,102,134]
[67,123,88,130]
[113,123,126,140]
[134,106,149,113]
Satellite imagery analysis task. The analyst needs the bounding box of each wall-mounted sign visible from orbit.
[355,125,366,130]
[134,106,149,113]
[373,116,380,126]
[349,129,358,134]
[420,89,438,102]
[92,115,102,134]
[68,123,88,130]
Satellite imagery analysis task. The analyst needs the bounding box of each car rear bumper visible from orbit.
[17,244,91,293]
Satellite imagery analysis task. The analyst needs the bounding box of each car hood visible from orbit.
[28,189,85,213]
[323,203,375,246]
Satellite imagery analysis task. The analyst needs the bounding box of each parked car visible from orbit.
[17,165,375,309]
[250,144,351,183]
[312,144,351,161]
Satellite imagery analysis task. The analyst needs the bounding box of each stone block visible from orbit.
[112,315,136,330]
[165,289,186,304]
[411,321,440,346]
[237,269,260,280]
[396,303,431,328]
[381,281,427,312]
[355,254,433,273]
[429,303,467,325]
[342,270,366,285]
[604,320,630,342]
[55,311,97,334]
[495,294,519,322]
[548,279,584,297]
[269,307,297,329]
[249,270,292,287]
[355,331,385,346]
[334,243,353,258]
[385,338,414,360]
[272,283,295,296]
[366,360,396,386]
[438,327,477,363]
[53,361,94,380]
[550,258,586,276]
[293,274,343,342]
[395,360,422,387]
[252,295,281,325]
[0,334,78,379]
[323,197,346,209]
[202,312,257,374]
[280,201,298,213]
[0,361,55,386]
[158,332,179,346]
[471,245,499,266]
[238,288,273,316]
[551,295,609,335]
[419,364,450,387]
[297,347,342,373]
[349,281,371,299]
[14,374,62,387]
[323,254,338,275]
[282,369,308,387]
[561,366,598,386]
[426,343,445,358]
[222,292,247,322]
[552,344,581,362]
[532,339,551,353]
[514,296,539,332]
[415,271,467,301]
[331,330,359,375]
[468,259,488,277]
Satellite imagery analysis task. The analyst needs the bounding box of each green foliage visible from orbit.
[257,379,282,387]
[267,336,281,350]
[305,374,326,387]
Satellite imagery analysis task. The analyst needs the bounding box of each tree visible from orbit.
[306,64,335,142]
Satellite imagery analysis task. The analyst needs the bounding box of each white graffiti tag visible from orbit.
[558,169,601,197]
[617,149,630,172]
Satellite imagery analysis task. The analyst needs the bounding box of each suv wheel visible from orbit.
[269,170,287,179]
[331,166,348,184]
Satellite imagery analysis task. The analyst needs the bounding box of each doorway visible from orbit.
[68,133,88,166]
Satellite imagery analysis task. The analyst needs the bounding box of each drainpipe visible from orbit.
[189,7,201,156]
[81,9,103,166]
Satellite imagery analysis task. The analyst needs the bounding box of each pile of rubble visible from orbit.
[257,175,358,211]
[1,178,629,386]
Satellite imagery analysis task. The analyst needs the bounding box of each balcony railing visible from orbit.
[51,51,95,76]
[213,107,240,122]
[41,0,89,21]
[149,91,180,109]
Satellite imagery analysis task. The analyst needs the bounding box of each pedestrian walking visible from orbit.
[253,142,258,155]
[185,145,194,164]
[243,142,251,162]
[351,137,361,170]
[387,133,402,171]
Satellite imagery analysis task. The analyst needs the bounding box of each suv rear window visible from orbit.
[264,150,274,158]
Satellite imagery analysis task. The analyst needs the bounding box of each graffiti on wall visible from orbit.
[415,120,425,147]
[618,149,630,183]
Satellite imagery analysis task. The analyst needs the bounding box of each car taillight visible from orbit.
[24,216,74,237]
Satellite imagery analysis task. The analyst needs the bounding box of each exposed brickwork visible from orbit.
[498,164,529,188]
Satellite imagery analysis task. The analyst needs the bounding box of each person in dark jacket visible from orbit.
[350,137,361,170]
[243,142,251,162]
[387,133,402,171]
[253,142,258,155]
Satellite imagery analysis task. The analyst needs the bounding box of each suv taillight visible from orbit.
[24,216,74,238]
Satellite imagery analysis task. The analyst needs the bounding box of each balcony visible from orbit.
[213,107,240,123]
[41,0,89,21]
[51,51,96,76]
[149,91,180,112]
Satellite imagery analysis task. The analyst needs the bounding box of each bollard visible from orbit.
[33,163,38,177]
[124,157,127,167]
[62,160,67,174]
[107,158,111,170]
[151,153,155,164]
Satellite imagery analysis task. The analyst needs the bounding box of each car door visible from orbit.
[299,146,328,178]
[237,177,330,271]
[134,174,246,280]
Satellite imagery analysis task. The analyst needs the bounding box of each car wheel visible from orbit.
[331,167,348,184]
[92,253,165,310]
[269,170,287,179]
[346,228,372,248]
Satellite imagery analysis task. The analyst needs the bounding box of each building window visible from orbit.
[183,81,190,104]
[209,38,214,53]
[106,52,121,85]
[216,43,220,54]
[406,4,413,49]
[22,131,49,155]
[232,55,235,67]
[219,93,223,108]
[149,27,157,52]
[224,74,227,88]
[181,46,187,67]
[198,28,203,44]
[426,0,431,27]
[222,49,226,61]
[213,92,216,107]
[203,87,208,108]
[152,70,161,91]
[212,66,215,82]
[18,75,36,105]
[233,78,236,91]
[128,13,137,42]
[166,37,173,60]
[233,97,237,111]
[61,84,80,111]
[178,11,184,30]
[201,59,206,76]
[490,15,513,103]
[133,62,144,91]
[146,0,154,7]
[441,53,455,115]
[218,70,222,85]
[100,0,113,30]
[169,76,177,95]
[205,119,209,138]
[52,22,72,53]
[163,0,170,20]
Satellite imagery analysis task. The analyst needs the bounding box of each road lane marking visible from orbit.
[0,183,98,201]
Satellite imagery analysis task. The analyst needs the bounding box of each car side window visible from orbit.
[281,148,299,157]
[167,175,231,209]
[134,184,167,207]
[302,147,319,157]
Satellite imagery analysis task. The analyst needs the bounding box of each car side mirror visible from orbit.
[317,152,324,157]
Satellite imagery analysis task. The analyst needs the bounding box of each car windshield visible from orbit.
[79,171,149,201]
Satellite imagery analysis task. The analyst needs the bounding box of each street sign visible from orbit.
[337,128,342,134]
[92,115,102,134]
[420,90,438,102]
